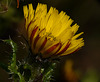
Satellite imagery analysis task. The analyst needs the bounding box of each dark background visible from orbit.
[0,0,100,82]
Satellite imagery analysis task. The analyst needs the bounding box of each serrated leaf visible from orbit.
[3,39,25,82]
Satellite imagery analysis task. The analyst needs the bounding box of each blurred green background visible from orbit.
[0,0,100,82]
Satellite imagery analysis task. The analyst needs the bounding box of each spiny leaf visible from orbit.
[42,62,57,82]
[3,39,17,53]
[3,39,17,73]
[3,39,25,82]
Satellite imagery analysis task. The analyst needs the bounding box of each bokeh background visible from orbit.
[0,0,100,82]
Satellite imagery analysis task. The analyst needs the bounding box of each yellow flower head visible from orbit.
[23,3,84,58]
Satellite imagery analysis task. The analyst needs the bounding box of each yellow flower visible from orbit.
[23,3,84,58]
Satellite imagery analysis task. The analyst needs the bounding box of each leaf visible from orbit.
[3,39,25,82]
[3,39,17,72]
[42,62,57,82]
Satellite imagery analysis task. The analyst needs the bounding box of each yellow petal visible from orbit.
[42,42,61,58]
[23,5,28,19]
[28,4,34,22]
[57,28,73,43]
[60,38,84,56]
[71,24,79,34]
[72,32,84,40]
